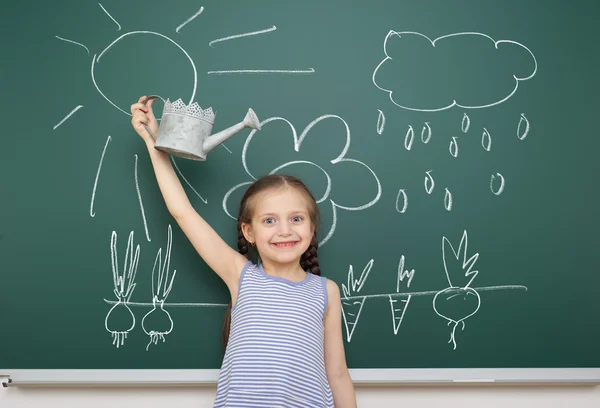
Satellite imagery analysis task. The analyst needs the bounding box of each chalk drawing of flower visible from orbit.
[222,114,382,246]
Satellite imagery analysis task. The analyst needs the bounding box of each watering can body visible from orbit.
[147,98,261,161]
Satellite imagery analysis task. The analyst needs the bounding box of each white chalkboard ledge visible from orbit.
[2,368,600,387]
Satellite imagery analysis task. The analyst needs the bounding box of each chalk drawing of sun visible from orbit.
[52,3,313,128]
[51,3,315,228]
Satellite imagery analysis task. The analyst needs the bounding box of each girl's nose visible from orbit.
[277,223,292,236]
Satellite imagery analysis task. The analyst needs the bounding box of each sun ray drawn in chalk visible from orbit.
[209,25,277,47]
[53,105,84,130]
[176,6,204,33]
[208,68,315,75]
[134,154,151,241]
[171,156,208,204]
[90,135,111,217]
[55,36,90,55]
[105,230,140,348]
[98,3,121,31]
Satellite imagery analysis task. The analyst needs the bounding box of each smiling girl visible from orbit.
[131,96,357,407]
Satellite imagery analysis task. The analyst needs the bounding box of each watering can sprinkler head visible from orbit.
[143,95,261,161]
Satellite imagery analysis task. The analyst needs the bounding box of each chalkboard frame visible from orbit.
[3,368,600,387]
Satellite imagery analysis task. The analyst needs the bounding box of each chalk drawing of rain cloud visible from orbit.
[222,115,382,246]
[372,31,538,112]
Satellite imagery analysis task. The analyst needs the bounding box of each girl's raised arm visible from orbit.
[130,96,247,291]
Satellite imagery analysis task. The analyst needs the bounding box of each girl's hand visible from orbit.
[130,95,158,145]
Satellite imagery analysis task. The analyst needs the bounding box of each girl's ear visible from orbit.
[240,222,254,244]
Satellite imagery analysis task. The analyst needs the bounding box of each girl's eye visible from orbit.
[263,217,275,224]
[291,216,303,222]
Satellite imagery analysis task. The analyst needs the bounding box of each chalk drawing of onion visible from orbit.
[105,231,140,348]
[142,225,177,351]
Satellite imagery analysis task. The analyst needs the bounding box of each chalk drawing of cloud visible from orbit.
[372,31,538,112]
[222,115,382,246]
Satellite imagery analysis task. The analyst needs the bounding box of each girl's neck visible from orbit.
[260,259,306,279]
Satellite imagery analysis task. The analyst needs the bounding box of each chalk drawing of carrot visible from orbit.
[341,259,374,342]
[388,255,415,335]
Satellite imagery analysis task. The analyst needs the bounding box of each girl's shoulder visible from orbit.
[323,278,341,300]
[319,277,341,314]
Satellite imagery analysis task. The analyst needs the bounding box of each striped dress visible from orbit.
[213,261,334,407]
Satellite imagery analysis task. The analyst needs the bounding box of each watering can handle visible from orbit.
[142,94,162,140]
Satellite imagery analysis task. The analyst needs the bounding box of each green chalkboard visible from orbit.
[2,0,600,382]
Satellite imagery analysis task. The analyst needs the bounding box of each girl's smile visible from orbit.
[271,240,301,249]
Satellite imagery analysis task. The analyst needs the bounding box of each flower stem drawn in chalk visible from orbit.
[389,255,415,335]
[105,230,140,348]
[341,259,374,342]
[141,225,177,351]
[433,230,481,350]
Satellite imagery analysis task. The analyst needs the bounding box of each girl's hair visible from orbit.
[222,174,321,347]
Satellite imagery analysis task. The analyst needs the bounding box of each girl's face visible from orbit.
[242,187,314,267]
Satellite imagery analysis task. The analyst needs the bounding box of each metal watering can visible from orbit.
[143,95,261,161]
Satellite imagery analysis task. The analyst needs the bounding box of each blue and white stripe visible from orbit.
[213,261,334,407]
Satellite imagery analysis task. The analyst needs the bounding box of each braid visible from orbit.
[222,222,250,348]
[300,232,320,276]
[237,221,249,256]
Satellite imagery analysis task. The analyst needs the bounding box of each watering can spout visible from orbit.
[203,109,262,154]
